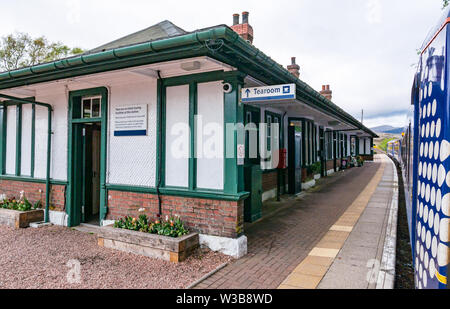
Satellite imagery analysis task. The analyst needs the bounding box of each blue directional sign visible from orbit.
[241,84,296,103]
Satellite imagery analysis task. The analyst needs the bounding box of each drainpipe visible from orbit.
[45,107,52,223]
[156,71,163,218]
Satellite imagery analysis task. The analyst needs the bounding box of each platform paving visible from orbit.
[193,156,386,289]
[317,155,396,289]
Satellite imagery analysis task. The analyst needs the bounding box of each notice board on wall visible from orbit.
[113,105,148,137]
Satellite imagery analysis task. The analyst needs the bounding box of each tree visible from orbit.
[444,0,449,9]
[0,32,84,72]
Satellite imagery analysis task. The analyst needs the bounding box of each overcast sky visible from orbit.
[0,0,446,128]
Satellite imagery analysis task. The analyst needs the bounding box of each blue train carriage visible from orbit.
[410,7,450,289]
[387,139,401,160]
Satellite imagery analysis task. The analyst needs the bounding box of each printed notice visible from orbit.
[114,105,148,137]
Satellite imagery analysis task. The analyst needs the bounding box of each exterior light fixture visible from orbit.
[181,61,201,71]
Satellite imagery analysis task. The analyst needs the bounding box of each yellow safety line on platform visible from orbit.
[278,160,387,290]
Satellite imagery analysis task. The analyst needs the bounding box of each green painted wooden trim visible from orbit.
[288,117,316,167]
[155,78,163,188]
[223,72,246,194]
[0,175,67,186]
[0,104,6,175]
[163,70,226,87]
[67,86,108,227]
[160,82,167,188]
[161,71,229,191]
[71,117,103,124]
[15,105,22,176]
[264,111,282,157]
[30,104,35,178]
[243,104,260,113]
[189,82,198,191]
[106,184,249,201]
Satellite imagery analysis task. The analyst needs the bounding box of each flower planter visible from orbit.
[97,226,199,263]
[0,208,44,229]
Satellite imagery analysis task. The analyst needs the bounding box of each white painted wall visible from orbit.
[359,137,365,155]
[5,106,16,175]
[347,135,351,156]
[36,90,68,181]
[366,138,372,155]
[316,125,320,161]
[34,105,49,179]
[196,81,224,190]
[165,85,190,188]
[21,105,32,176]
[108,81,157,187]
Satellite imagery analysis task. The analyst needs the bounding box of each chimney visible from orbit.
[242,11,249,24]
[233,13,240,26]
[320,85,332,101]
[231,11,254,44]
[287,57,300,78]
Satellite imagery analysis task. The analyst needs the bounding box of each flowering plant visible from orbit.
[0,191,40,212]
[114,214,189,238]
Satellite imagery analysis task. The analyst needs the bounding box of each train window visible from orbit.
[411,72,420,106]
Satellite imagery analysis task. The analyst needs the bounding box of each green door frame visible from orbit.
[243,105,261,166]
[67,87,108,227]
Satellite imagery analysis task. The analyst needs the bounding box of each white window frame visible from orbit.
[81,95,102,119]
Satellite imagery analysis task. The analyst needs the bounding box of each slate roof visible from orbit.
[87,20,187,54]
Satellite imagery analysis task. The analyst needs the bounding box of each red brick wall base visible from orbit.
[106,191,244,239]
[0,179,66,211]
[361,155,374,161]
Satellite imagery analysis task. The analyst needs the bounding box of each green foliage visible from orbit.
[309,162,322,175]
[114,214,189,238]
[444,0,449,9]
[0,193,39,212]
[0,32,85,71]
[356,156,365,167]
[378,138,396,152]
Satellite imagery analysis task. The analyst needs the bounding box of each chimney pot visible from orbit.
[242,11,249,24]
[233,14,240,26]
[287,57,300,78]
[320,85,332,101]
[231,11,254,44]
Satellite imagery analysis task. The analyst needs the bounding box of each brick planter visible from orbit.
[0,208,44,229]
[97,226,199,263]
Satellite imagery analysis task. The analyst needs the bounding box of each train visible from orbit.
[387,139,401,162]
[396,7,450,289]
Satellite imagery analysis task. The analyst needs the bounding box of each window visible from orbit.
[82,96,101,119]
[264,112,282,169]
[305,123,309,165]
[326,131,333,160]
[267,115,272,152]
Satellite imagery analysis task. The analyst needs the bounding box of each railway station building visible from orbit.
[0,12,377,257]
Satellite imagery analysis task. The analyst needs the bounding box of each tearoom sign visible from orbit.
[113,104,148,137]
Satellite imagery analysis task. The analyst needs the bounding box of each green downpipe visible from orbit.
[45,107,52,223]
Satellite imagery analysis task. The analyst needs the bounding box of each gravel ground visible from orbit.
[0,226,232,289]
